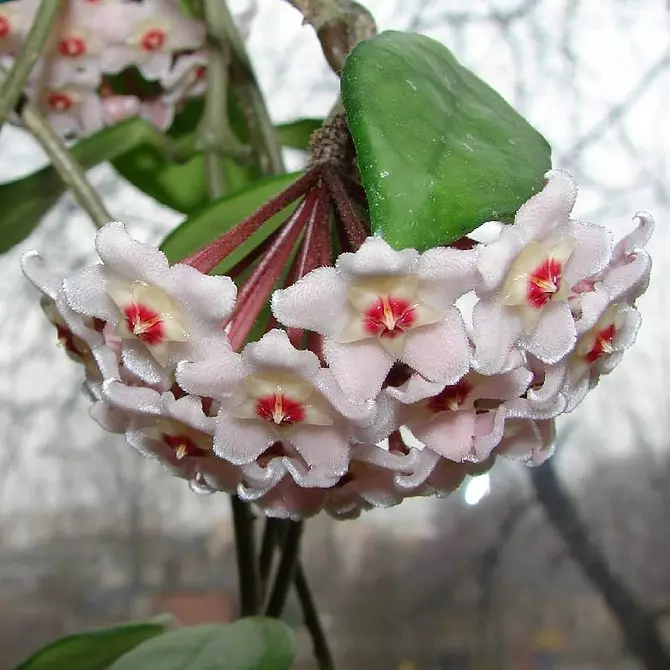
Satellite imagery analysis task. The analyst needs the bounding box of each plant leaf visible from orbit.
[275,118,323,151]
[160,172,300,274]
[0,118,174,254]
[341,30,552,250]
[13,621,168,670]
[108,618,294,670]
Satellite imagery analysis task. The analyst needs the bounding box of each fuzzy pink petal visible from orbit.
[323,338,394,403]
[514,169,577,243]
[564,222,613,284]
[573,288,611,336]
[198,457,242,494]
[239,460,288,499]
[472,299,524,374]
[473,408,507,460]
[162,393,215,435]
[476,231,521,291]
[418,246,478,305]
[386,373,445,404]
[414,411,475,461]
[312,369,377,425]
[271,267,348,337]
[564,376,589,413]
[96,222,169,283]
[102,379,162,415]
[162,264,237,323]
[524,301,576,364]
[121,343,171,387]
[243,329,322,380]
[336,236,419,277]
[401,311,470,384]
[526,360,567,413]
[395,449,439,490]
[614,211,654,259]
[474,367,532,401]
[498,418,541,460]
[214,414,276,465]
[255,479,327,520]
[63,264,118,321]
[287,425,350,481]
[21,251,61,298]
[603,252,652,302]
[176,348,247,398]
[89,401,130,434]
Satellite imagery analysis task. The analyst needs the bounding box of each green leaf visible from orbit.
[275,118,323,151]
[0,118,175,254]
[113,97,259,214]
[14,621,168,670]
[341,31,552,250]
[160,172,300,274]
[108,618,294,670]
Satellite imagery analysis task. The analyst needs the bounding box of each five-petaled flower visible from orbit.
[272,236,476,403]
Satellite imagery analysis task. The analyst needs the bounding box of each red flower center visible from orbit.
[0,16,11,39]
[363,296,417,339]
[162,434,205,460]
[195,65,207,80]
[584,324,616,364]
[527,257,563,309]
[46,92,74,111]
[140,29,166,51]
[255,394,305,426]
[58,36,87,58]
[123,303,165,345]
[426,379,473,414]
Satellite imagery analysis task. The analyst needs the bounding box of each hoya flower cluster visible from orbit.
[0,0,232,137]
[23,170,653,519]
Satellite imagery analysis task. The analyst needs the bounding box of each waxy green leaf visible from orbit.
[108,618,293,670]
[160,172,300,274]
[341,31,552,250]
[14,620,168,670]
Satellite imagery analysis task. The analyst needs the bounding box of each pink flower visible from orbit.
[472,170,612,373]
[245,476,327,520]
[272,236,476,403]
[62,222,236,385]
[177,329,377,487]
[496,418,556,466]
[99,0,206,79]
[388,367,532,462]
[103,379,241,492]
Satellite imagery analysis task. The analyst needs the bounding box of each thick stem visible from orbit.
[0,0,65,128]
[295,562,336,670]
[21,101,111,228]
[265,520,303,617]
[230,494,260,616]
[324,167,368,249]
[201,0,248,198]
[218,2,284,175]
[258,517,281,599]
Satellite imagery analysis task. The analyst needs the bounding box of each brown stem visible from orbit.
[324,167,369,250]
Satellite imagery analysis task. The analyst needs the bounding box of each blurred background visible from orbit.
[0,0,668,668]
